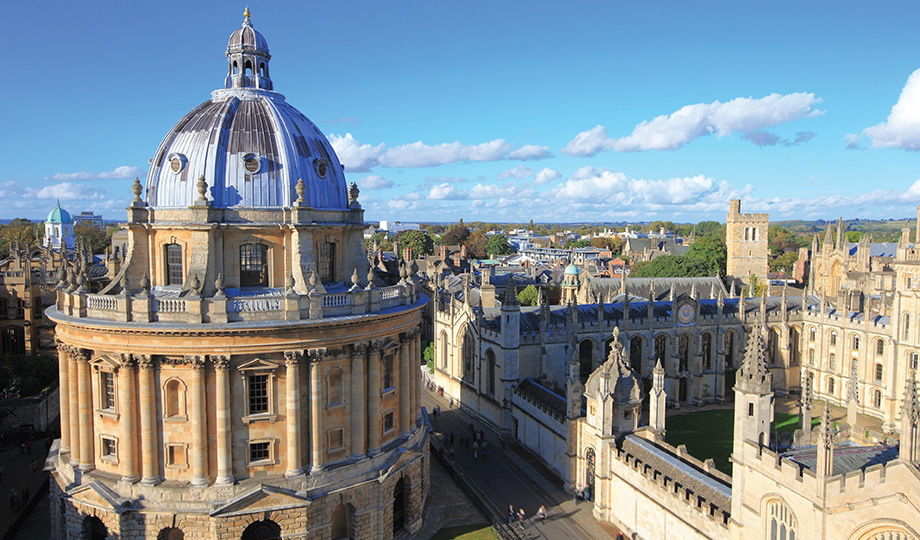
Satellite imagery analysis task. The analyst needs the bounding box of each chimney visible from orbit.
[460,244,467,258]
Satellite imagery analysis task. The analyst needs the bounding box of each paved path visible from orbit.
[0,435,51,540]
[422,388,619,540]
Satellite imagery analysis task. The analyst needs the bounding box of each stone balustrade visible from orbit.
[60,282,419,324]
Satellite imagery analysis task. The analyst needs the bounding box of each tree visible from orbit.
[517,284,539,306]
[396,230,434,257]
[0,218,37,253]
[74,222,110,254]
[770,251,799,273]
[566,239,591,248]
[486,234,514,257]
[845,231,863,243]
[528,219,534,231]
[465,230,489,259]
[695,221,723,239]
[365,231,393,252]
[631,237,727,278]
[685,236,727,277]
[440,223,470,246]
[423,342,435,374]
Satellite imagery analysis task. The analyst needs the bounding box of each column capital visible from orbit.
[352,342,369,356]
[73,348,91,363]
[55,338,68,353]
[212,355,231,371]
[284,350,304,366]
[137,354,156,370]
[119,353,137,370]
[307,348,326,364]
[186,355,206,370]
[368,341,383,354]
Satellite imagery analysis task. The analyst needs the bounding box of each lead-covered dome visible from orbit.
[145,10,347,210]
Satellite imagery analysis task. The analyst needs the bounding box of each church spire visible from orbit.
[900,370,920,462]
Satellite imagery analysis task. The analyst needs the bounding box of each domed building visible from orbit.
[45,201,75,251]
[48,10,428,540]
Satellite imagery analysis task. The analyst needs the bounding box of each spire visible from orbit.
[846,369,859,429]
[799,370,814,443]
[735,325,772,394]
[710,281,716,300]
[244,6,251,24]
[823,224,834,254]
[816,404,835,479]
[690,281,698,300]
[729,280,737,298]
[649,358,667,435]
[669,282,676,302]
[760,284,767,322]
[900,370,920,462]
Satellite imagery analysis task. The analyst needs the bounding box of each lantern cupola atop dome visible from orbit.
[225,8,272,91]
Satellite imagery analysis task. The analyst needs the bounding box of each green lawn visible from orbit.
[430,524,498,540]
[663,410,813,475]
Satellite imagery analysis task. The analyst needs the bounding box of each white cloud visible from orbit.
[358,175,393,190]
[427,183,469,200]
[43,165,145,182]
[862,69,920,150]
[844,133,861,150]
[562,93,822,155]
[329,133,385,173]
[497,165,533,180]
[330,134,549,170]
[36,182,107,200]
[508,144,552,160]
[533,168,561,186]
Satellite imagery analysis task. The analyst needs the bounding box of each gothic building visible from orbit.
[47,11,427,540]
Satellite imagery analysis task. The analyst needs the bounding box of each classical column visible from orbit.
[399,335,411,437]
[189,356,208,487]
[309,349,325,472]
[284,351,304,477]
[138,355,160,485]
[366,343,382,455]
[56,341,70,454]
[118,355,138,483]
[76,350,94,471]
[213,355,234,485]
[350,344,367,460]
[413,330,421,426]
[67,347,81,466]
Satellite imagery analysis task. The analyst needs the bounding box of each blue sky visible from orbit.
[4,1,920,224]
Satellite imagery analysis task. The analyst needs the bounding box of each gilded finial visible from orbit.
[244,7,251,24]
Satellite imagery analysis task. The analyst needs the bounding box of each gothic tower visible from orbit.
[726,199,769,285]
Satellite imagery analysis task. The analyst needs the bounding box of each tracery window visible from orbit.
[240,243,268,287]
[765,499,797,540]
[875,364,883,382]
[701,333,713,370]
[877,339,885,356]
[874,390,882,408]
[486,349,496,396]
[808,327,816,341]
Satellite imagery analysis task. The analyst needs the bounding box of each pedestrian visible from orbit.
[8,488,16,510]
[573,487,579,504]
[30,459,37,475]
[473,449,478,463]
[479,428,484,443]
[472,440,479,453]
[537,505,546,521]
[508,505,515,524]
[19,443,25,455]
[518,508,526,530]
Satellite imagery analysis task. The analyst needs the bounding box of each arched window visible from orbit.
[232,61,238,75]
[240,243,269,287]
[678,334,690,372]
[165,243,183,286]
[808,327,816,341]
[629,336,643,373]
[319,241,336,282]
[828,377,835,395]
[327,368,344,406]
[875,364,883,382]
[768,329,780,365]
[911,353,919,371]
[164,379,186,419]
[655,334,668,364]
[157,528,185,540]
[461,331,474,383]
[579,340,594,382]
[486,349,496,396]
[439,331,448,369]
[829,331,837,347]
[765,499,797,540]
[829,353,836,371]
[724,331,735,368]
[701,333,713,370]
[852,335,860,351]
[876,339,885,356]
[808,349,815,366]
[241,519,281,540]
[873,390,882,408]
[244,59,253,76]
[904,313,911,341]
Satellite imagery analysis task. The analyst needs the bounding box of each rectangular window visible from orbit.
[249,375,269,414]
[239,244,268,287]
[166,444,187,467]
[101,437,116,460]
[328,429,344,451]
[383,355,394,390]
[877,340,884,356]
[250,441,270,462]
[319,242,335,282]
[101,372,115,410]
[383,411,395,432]
[165,244,183,286]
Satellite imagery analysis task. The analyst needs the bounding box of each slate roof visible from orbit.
[846,242,901,258]
[782,443,898,476]
[586,276,727,301]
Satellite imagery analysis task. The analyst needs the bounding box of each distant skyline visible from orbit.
[4,1,920,224]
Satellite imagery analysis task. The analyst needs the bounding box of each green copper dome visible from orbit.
[46,202,73,224]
